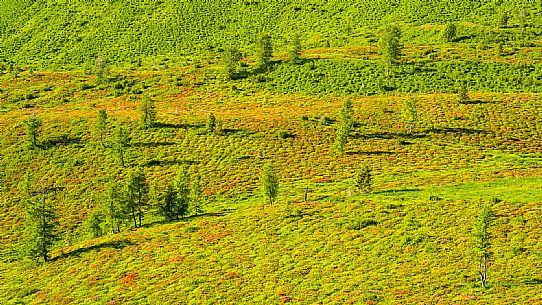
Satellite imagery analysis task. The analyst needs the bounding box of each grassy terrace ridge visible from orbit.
[1,0,542,304]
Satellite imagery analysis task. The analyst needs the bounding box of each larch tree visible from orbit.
[96,109,108,147]
[25,185,60,263]
[472,202,494,288]
[335,100,354,154]
[140,97,157,129]
[223,45,241,80]
[378,24,402,76]
[25,112,42,148]
[257,34,273,70]
[113,124,129,167]
[261,163,279,205]
[403,97,418,134]
[124,167,149,228]
[289,33,302,62]
[103,179,124,234]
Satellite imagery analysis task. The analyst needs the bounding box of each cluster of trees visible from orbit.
[223,33,302,80]
[20,161,283,263]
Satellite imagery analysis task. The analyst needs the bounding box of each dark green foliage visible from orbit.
[190,175,204,215]
[499,11,509,28]
[403,97,418,133]
[94,55,108,83]
[96,109,107,146]
[441,23,457,42]
[113,124,129,167]
[1,1,542,68]
[124,167,149,228]
[103,179,124,234]
[156,168,190,221]
[24,112,42,148]
[223,45,241,80]
[354,165,372,194]
[257,34,273,70]
[472,202,494,288]
[140,97,157,129]
[289,33,302,62]
[379,24,402,74]
[261,163,279,205]
[458,82,469,103]
[346,218,378,230]
[25,190,59,263]
[85,210,104,238]
[206,112,216,134]
[335,100,354,154]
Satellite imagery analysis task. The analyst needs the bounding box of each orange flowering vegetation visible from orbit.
[1,68,542,303]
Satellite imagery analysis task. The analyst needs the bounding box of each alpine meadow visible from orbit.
[2,0,542,304]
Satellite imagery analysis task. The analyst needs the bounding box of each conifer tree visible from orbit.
[289,34,302,62]
[96,109,108,146]
[473,202,494,288]
[378,24,402,75]
[261,163,279,205]
[191,175,204,215]
[441,23,457,42]
[113,124,129,167]
[335,100,354,154]
[25,186,60,262]
[257,34,273,70]
[206,112,216,134]
[124,167,148,228]
[25,112,42,148]
[354,165,372,194]
[403,97,418,134]
[140,97,157,129]
[223,45,241,80]
[103,179,124,234]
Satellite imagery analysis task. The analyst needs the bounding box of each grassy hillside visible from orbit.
[0,0,541,68]
[1,0,542,304]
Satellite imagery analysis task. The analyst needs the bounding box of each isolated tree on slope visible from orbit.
[25,185,60,263]
[289,33,302,62]
[335,100,354,154]
[472,202,493,288]
[140,97,157,129]
[96,109,108,146]
[25,112,42,148]
[113,124,129,167]
[261,163,279,205]
[379,24,402,75]
[223,45,241,80]
[257,34,273,70]
[441,23,457,42]
[403,97,418,134]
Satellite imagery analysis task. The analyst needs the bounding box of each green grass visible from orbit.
[1,1,542,303]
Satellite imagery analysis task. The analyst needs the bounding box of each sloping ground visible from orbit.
[1,177,541,304]
[0,0,541,67]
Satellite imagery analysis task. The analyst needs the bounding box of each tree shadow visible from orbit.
[459,100,495,105]
[132,141,176,148]
[346,150,395,156]
[141,211,232,229]
[40,135,82,149]
[453,35,476,43]
[427,127,491,135]
[220,128,252,136]
[374,188,421,195]
[142,159,200,167]
[356,132,427,140]
[54,239,134,261]
[154,122,203,129]
[524,278,542,285]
